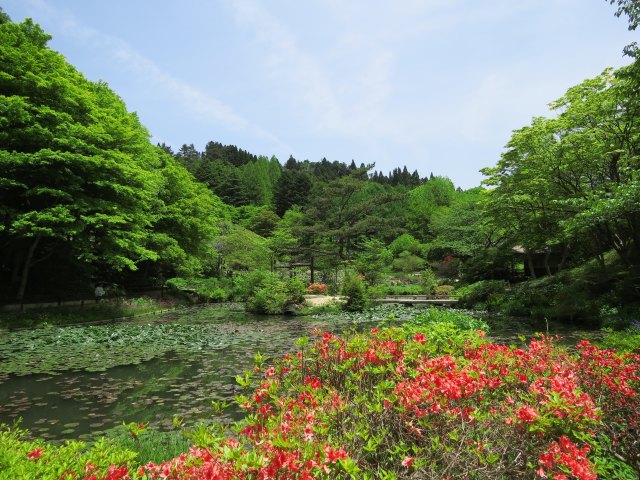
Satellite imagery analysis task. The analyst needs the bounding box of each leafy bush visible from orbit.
[391,250,426,273]
[233,270,271,301]
[502,274,600,320]
[284,276,306,304]
[373,283,424,296]
[433,284,455,298]
[388,233,423,256]
[165,277,230,302]
[421,268,437,295]
[434,255,461,278]
[0,424,137,480]
[599,323,640,353]
[341,273,368,312]
[245,273,290,314]
[352,238,393,285]
[456,279,509,310]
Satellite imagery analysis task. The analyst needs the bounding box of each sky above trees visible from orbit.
[3,0,637,188]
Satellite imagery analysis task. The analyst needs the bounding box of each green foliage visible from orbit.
[406,307,489,332]
[239,271,305,314]
[106,424,190,465]
[599,325,640,353]
[273,168,312,216]
[341,272,369,312]
[428,187,492,259]
[421,268,437,295]
[152,153,225,277]
[482,66,640,277]
[234,270,271,301]
[352,238,393,285]
[456,280,509,310]
[0,424,138,479]
[245,272,290,314]
[166,277,230,302]
[433,284,455,297]
[388,233,422,256]
[285,276,306,304]
[391,250,426,273]
[405,176,455,240]
[215,223,272,273]
[0,17,225,301]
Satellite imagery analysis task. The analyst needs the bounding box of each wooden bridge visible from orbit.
[373,295,459,306]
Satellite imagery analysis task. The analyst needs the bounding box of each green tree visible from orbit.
[151,152,226,277]
[273,169,312,216]
[405,176,455,240]
[352,238,392,285]
[0,17,162,301]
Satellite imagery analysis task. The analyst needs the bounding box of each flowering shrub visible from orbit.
[306,283,328,295]
[3,316,639,479]
[0,426,137,479]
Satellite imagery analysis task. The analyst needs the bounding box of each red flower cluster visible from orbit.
[51,327,640,479]
[538,436,596,480]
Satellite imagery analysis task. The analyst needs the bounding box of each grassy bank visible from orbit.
[0,297,183,330]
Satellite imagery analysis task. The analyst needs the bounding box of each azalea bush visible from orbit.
[4,313,640,479]
[0,425,137,480]
[306,283,328,295]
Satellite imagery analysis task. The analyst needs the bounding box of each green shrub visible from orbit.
[106,424,190,465]
[341,273,368,312]
[246,273,290,314]
[502,274,599,320]
[391,251,426,273]
[285,276,306,304]
[165,277,230,302]
[388,233,422,256]
[421,268,437,295]
[0,424,138,479]
[233,270,272,301]
[433,284,455,298]
[456,279,509,310]
[599,325,640,353]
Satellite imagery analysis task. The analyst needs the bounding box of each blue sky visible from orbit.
[3,0,637,188]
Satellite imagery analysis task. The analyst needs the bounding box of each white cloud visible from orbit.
[22,0,289,150]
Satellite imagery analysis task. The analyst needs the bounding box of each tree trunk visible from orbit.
[557,243,570,272]
[544,250,552,276]
[17,236,41,305]
[525,250,537,279]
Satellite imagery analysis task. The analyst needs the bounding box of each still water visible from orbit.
[0,305,599,441]
[0,305,384,440]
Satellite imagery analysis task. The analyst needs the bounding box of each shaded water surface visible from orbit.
[0,305,384,440]
[0,305,599,441]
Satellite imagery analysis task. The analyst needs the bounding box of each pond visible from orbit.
[0,305,599,441]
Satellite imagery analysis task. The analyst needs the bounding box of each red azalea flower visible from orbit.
[27,448,43,460]
[516,405,539,422]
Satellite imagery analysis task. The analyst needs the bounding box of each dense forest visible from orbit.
[1,4,639,325]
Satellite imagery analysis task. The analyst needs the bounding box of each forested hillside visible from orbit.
[1,5,639,324]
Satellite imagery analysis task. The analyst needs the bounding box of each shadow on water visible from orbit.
[0,305,599,441]
[0,305,381,440]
